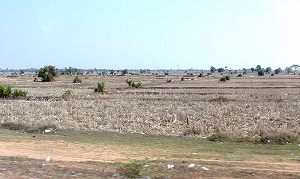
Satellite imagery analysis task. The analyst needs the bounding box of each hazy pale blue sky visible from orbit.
[0,0,299,69]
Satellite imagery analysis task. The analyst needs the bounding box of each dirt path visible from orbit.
[0,139,300,178]
[0,140,133,162]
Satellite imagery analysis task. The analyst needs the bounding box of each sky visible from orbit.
[0,0,299,69]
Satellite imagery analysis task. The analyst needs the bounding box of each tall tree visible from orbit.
[265,67,272,73]
[256,65,262,72]
[210,66,216,73]
[291,64,300,74]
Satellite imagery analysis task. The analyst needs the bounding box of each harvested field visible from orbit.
[1,73,299,142]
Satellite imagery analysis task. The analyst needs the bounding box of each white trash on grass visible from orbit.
[166,164,174,170]
[201,167,209,171]
[188,163,195,168]
[45,156,51,162]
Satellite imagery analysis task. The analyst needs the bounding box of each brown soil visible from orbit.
[0,140,299,178]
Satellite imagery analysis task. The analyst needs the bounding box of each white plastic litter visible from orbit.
[166,164,174,170]
[202,167,209,171]
[44,128,53,133]
[45,156,51,162]
[188,163,195,168]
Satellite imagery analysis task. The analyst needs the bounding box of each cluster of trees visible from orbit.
[35,64,300,82]
[209,64,299,76]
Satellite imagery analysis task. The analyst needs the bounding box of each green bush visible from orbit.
[237,74,243,77]
[225,75,230,80]
[0,84,28,98]
[62,90,72,99]
[38,65,58,82]
[125,79,133,86]
[12,89,28,97]
[117,161,145,178]
[94,82,105,93]
[132,81,142,88]
[0,84,12,98]
[126,79,142,88]
[219,77,226,82]
[73,76,82,83]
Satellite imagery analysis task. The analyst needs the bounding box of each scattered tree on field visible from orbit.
[38,65,58,82]
[265,67,272,74]
[217,68,225,73]
[210,66,216,73]
[285,67,292,74]
[274,68,282,74]
[256,65,262,72]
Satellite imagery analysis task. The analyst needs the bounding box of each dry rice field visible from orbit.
[1,72,299,141]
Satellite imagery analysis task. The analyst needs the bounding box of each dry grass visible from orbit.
[0,73,299,142]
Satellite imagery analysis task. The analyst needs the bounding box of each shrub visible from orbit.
[73,76,82,83]
[0,84,27,98]
[259,133,297,144]
[117,161,145,178]
[125,79,133,87]
[38,65,58,82]
[1,122,57,133]
[62,90,72,99]
[237,74,243,77]
[12,89,28,97]
[207,133,228,142]
[0,84,12,98]
[219,76,230,82]
[167,79,172,83]
[126,79,142,88]
[65,90,72,96]
[181,76,184,81]
[219,77,226,82]
[132,81,142,88]
[94,82,105,93]
[198,73,203,78]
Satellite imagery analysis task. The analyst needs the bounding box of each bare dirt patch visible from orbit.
[0,140,135,162]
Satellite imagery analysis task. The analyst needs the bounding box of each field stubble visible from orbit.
[0,73,299,141]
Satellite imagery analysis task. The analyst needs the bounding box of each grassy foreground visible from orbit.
[0,128,299,178]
